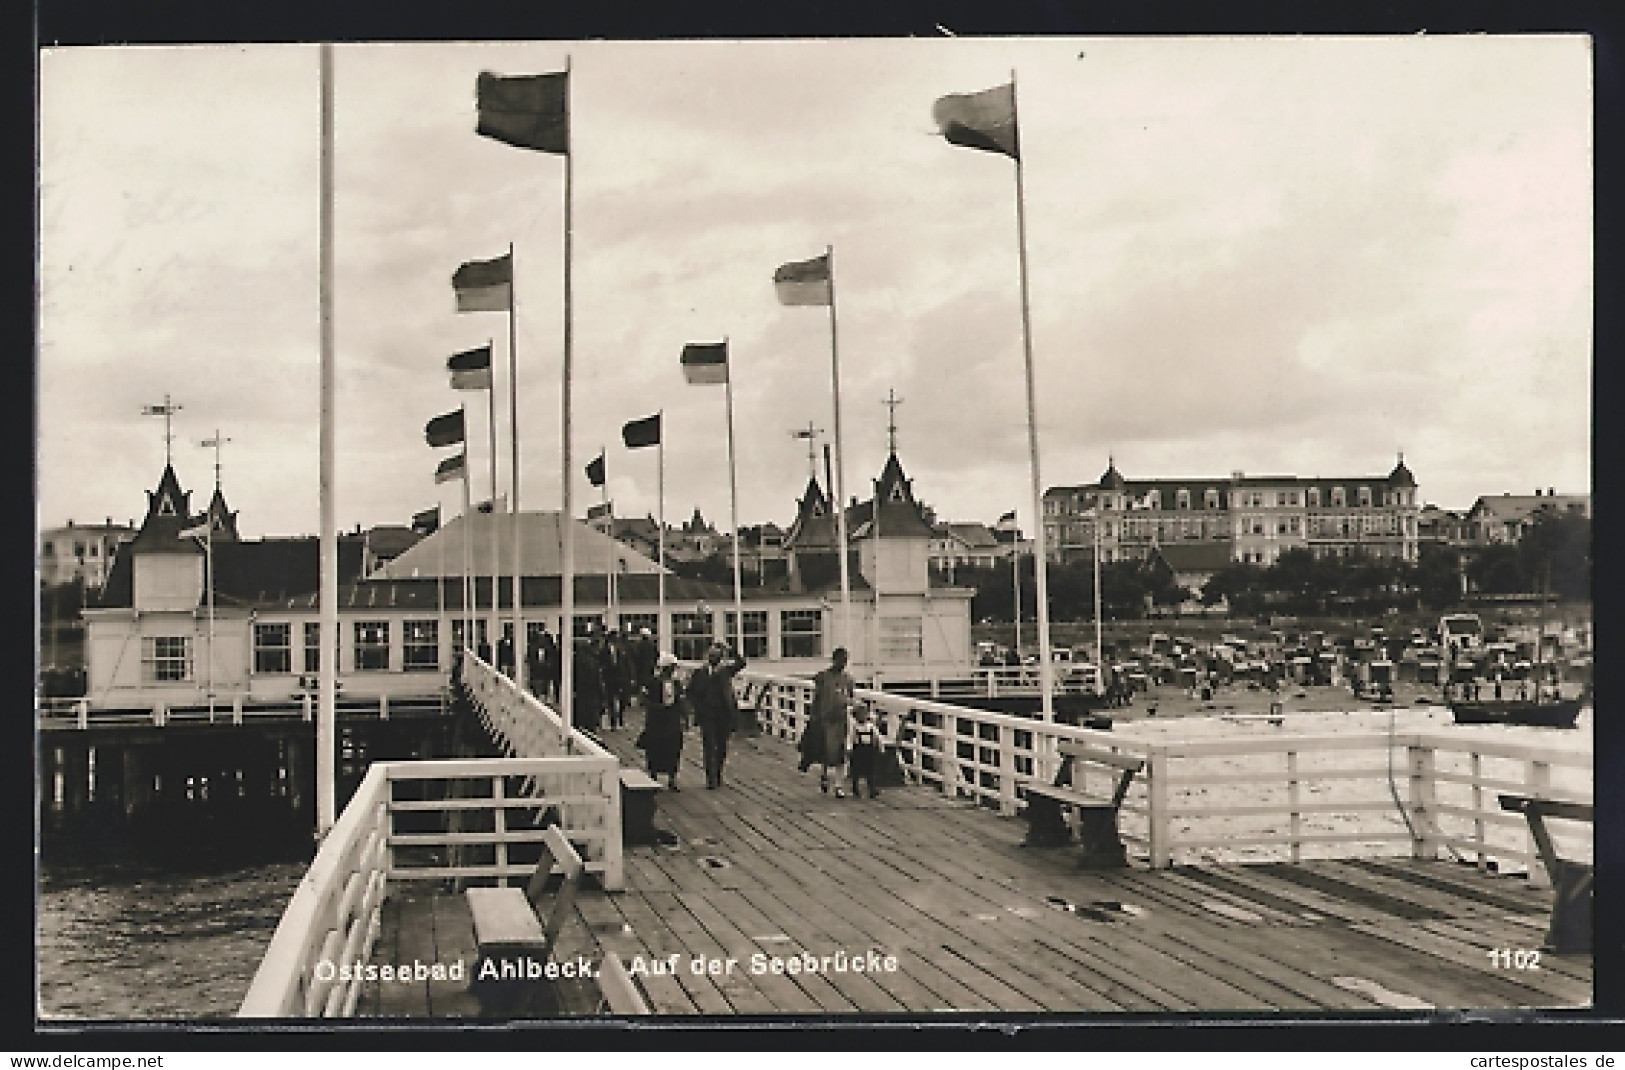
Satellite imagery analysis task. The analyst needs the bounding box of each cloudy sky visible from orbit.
[38,36,1591,539]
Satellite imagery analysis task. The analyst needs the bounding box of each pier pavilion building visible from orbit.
[79,453,973,712]
[1042,455,1421,568]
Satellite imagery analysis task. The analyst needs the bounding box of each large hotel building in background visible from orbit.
[1043,456,1422,567]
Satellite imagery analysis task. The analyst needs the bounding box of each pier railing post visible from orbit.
[1525,759,1552,889]
[1471,751,1487,870]
[1147,746,1171,869]
[1407,743,1438,861]
[1286,748,1301,864]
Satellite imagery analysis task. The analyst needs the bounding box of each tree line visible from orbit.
[950,511,1590,622]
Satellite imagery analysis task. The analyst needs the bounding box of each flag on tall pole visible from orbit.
[585,450,605,488]
[679,341,729,384]
[425,409,466,448]
[622,412,664,651]
[934,73,1052,719]
[683,340,744,653]
[621,413,661,450]
[475,71,568,155]
[475,64,570,718]
[448,344,493,390]
[452,254,513,313]
[775,247,851,666]
[434,452,468,484]
[773,254,832,307]
[931,82,1019,159]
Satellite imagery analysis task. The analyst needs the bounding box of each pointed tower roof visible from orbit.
[204,486,241,541]
[127,464,201,553]
[856,451,935,539]
[1098,456,1127,491]
[784,476,833,549]
[1387,452,1417,488]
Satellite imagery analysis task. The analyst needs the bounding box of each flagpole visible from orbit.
[826,245,853,665]
[724,339,743,654]
[508,242,524,688]
[485,335,501,660]
[437,502,445,672]
[207,521,216,722]
[601,447,611,626]
[1093,501,1104,696]
[462,448,473,653]
[1013,530,1022,660]
[657,411,666,655]
[460,405,473,655]
[559,53,575,730]
[1009,69,1054,721]
[316,40,338,835]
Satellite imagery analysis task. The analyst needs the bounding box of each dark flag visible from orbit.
[412,506,440,535]
[774,254,832,306]
[452,254,512,313]
[933,83,1020,159]
[680,341,729,384]
[475,71,569,155]
[448,344,493,390]
[622,413,661,449]
[425,409,466,448]
[586,451,606,487]
[434,452,467,484]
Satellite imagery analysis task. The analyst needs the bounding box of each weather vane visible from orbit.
[141,394,182,466]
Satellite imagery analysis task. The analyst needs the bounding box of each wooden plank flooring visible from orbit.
[366,719,1590,1017]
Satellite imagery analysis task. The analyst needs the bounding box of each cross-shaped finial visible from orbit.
[790,421,823,482]
[200,430,232,491]
[141,393,182,465]
[881,389,904,454]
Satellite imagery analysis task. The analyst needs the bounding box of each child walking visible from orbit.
[847,704,881,799]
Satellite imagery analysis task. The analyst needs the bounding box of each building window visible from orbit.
[452,618,488,651]
[303,622,339,673]
[1148,490,1161,509]
[1204,489,1218,509]
[619,612,658,638]
[143,636,191,682]
[1358,486,1372,507]
[353,621,389,671]
[1331,487,1345,507]
[723,610,770,659]
[879,617,923,661]
[1308,488,1320,507]
[780,609,823,659]
[253,623,292,675]
[402,620,438,672]
[671,611,713,661]
[1177,489,1190,510]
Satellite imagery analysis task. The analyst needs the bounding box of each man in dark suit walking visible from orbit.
[687,641,748,789]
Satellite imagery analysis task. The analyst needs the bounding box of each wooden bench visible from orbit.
[619,767,662,847]
[596,951,652,1016]
[1499,794,1593,955]
[1023,742,1145,868]
[734,680,765,735]
[464,824,584,1015]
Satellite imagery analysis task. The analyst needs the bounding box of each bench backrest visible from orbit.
[597,951,652,1016]
[525,824,586,951]
[1055,743,1145,808]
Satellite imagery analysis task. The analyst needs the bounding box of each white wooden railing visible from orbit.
[238,655,625,1018]
[236,753,623,1018]
[38,692,448,731]
[737,668,1591,876]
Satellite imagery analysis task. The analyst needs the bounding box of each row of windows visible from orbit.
[1056,485,1417,514]
[242,611,831,678]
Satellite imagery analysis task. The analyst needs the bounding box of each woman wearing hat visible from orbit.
[638,652,687,790]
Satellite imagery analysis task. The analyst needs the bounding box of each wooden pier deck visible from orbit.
[363,722,1589,1017]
